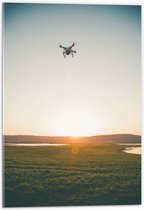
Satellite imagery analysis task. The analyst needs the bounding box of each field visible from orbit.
[4,143,141,207]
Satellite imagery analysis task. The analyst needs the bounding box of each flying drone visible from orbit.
[59,43,77,58]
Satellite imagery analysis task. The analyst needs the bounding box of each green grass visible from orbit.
[4,143,141,207]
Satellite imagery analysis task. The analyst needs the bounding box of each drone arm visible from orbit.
[70,43,75,49]
[60,45,65,49]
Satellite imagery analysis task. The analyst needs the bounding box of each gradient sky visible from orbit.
[3,3,141,136]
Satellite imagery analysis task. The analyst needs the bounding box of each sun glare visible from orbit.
[51,110,100,137]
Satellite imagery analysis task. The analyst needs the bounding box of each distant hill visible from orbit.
[3,134,141,144]
[87,134,141,143]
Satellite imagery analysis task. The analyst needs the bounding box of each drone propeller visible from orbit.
[72,41,77,46]
[58,42,62,48]
[72,42,75,47]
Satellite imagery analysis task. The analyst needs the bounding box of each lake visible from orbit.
[122,147,141,155]
[4,143,68,147]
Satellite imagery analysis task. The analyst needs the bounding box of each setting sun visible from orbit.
[51,110,101,137]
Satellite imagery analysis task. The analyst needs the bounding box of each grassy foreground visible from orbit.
[4,143,141,207]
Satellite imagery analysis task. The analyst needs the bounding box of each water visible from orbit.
[122,147,141,155]
[4,143,68,147]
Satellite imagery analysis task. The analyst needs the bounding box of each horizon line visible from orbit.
[3,133,141,137]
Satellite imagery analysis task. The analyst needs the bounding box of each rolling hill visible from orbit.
[3,134,141,144]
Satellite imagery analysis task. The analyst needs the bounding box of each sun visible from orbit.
[51,110,100,137]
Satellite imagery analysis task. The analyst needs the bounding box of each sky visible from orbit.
[3,3,141,136]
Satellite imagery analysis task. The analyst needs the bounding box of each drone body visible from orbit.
[59,43,77,58]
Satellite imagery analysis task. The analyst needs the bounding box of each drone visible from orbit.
[59,43,77,58]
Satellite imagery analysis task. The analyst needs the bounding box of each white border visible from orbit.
[0,0,143,209]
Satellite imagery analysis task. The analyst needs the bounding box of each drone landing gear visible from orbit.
[63,52,66,58]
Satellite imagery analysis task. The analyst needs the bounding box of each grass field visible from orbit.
[4,143,141,207]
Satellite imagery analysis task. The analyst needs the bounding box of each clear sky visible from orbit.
[3,3,141,136]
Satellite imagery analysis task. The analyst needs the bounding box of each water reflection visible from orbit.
[5,143,68,147]
[122,147,141,155]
